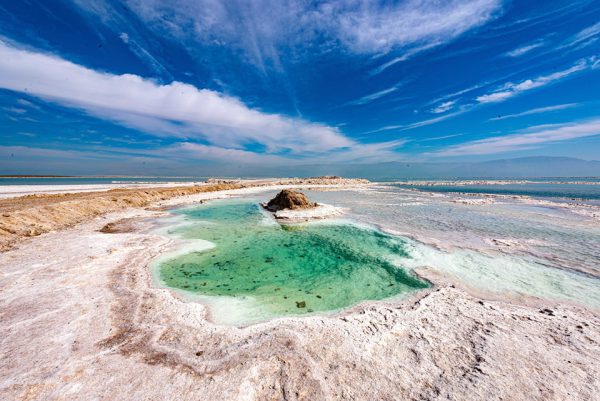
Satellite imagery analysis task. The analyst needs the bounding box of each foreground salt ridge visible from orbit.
[1,183,599,400]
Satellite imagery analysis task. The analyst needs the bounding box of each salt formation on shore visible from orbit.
[262,189,344,221]
[263,189,317,211]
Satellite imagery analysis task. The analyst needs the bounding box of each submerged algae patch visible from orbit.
[159,200,428,324]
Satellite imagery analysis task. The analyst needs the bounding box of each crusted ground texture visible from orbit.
[0,183,599,401]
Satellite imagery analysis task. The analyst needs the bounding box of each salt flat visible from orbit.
[1,180,599,401]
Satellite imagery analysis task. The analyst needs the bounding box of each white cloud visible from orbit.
[74,0,501,72]
[165,142,289,164]
[435,118,600,156]
[0,137,410,175]
[346,86,399,106]
[419,133,464,142]
[562,21,600,49]
[3,107,27,114]
[369,108,469,134]
[368,44,438,75]
[119,32,129,43]
[489,103,578,121]
[427,83,486,107]
[309,139,408,163]
[504,41,544,57]
[476,58,593,104]
[431,100,456,114]
[0,41,353,154]
[160,138,409,165]
[332,0,501,54]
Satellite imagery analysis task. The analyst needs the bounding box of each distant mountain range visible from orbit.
[216,157,600,179]
[3,156,599,180]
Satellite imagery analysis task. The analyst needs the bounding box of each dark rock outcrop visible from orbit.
[264,190,317,212]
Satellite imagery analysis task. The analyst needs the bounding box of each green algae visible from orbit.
[159,199,428,323]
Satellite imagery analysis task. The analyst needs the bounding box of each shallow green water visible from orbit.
[159,199,428,324]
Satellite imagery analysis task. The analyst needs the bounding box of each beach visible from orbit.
[1,179,599,400]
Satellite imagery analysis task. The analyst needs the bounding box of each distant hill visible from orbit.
[3,157,599,180]
[218,156,600,180]
[331,157,600,180]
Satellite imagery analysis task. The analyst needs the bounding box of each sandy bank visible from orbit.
[0,177,368,252]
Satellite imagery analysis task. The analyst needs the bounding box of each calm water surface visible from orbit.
[158,199,428,325]
[155,186,600,325]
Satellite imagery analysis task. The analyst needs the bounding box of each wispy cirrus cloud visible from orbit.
[431,100,456,114]
[368,108,469,134]
[370,54,596,134]
[330,0,502,54]
[346,85,400,106]
[434,118,600,156]
[489,103,579,121]
[0,40,353,154]
[561,21,600,50]
[419,133,464,142]
[504,40,545,57]
[426,83,486,107]
[476,57,594,104]
[72,0,502,74]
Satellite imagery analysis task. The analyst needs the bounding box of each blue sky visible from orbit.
[0,0,599,175]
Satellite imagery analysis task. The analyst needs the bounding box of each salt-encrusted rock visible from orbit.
[264,189,317,212]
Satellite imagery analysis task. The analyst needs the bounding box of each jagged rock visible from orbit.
[264,190,317,212]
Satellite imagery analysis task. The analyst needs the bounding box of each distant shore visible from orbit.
[0,174,77,178]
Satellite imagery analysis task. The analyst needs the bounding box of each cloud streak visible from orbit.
[435,118,600,156]
[476,58,594,104]
[504,41,544,57]
[431,100,456,114]
[368,108,469,134]
[561,21,600,50]
[489,103,579,121]
[74,0,502,74]
[0,41,353,154]
[333,0,501,54]
[346,86,399,106]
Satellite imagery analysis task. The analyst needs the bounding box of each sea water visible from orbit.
[312,187,600,308]
[393,182,600,201]
[156,187,600,325]
[158,199,428,325]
